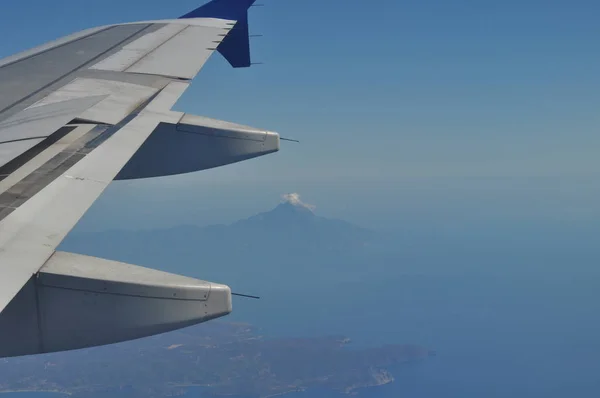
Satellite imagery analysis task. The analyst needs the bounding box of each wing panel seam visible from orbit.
[0,136,50,145]
[36,283,208,302]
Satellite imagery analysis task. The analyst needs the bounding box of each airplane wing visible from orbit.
[0,0,279,358]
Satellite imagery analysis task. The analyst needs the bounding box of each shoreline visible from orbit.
[0,390,70,396]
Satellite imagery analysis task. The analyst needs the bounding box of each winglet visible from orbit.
[179,0,258,68]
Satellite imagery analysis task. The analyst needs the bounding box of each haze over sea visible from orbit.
[222,215,600,398]
[51,194,600,398]
[1,0,599,396]
[3,196,600,398]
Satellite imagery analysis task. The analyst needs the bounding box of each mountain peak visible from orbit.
[238,199,316,228]
[245,193,318,225]
[271,201,315,216]
[222,194,374,251]
[280,193,316,212]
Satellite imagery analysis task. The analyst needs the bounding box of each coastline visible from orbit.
[0,390,70,396]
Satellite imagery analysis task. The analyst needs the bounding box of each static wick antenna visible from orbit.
[249,3,264,63]
[281,137,300,143]
[232,292,261,300]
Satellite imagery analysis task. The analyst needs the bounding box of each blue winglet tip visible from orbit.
[180,0,257,21]
[179,0,258,68]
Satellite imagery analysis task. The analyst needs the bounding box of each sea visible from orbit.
[3,218,600,398]
[199,218,600,398]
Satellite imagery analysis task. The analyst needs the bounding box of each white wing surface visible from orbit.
[0,0,278,357]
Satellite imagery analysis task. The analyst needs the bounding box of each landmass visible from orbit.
[0,323,433,398]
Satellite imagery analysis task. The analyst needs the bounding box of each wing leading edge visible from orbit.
[0,0,279,357]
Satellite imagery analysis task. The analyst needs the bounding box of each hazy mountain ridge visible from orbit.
[64,201,379,263]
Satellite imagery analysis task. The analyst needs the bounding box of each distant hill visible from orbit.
[230,201,376,251]
[61,200,382,285]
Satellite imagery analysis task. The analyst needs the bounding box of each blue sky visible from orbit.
[1,0,599,231]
